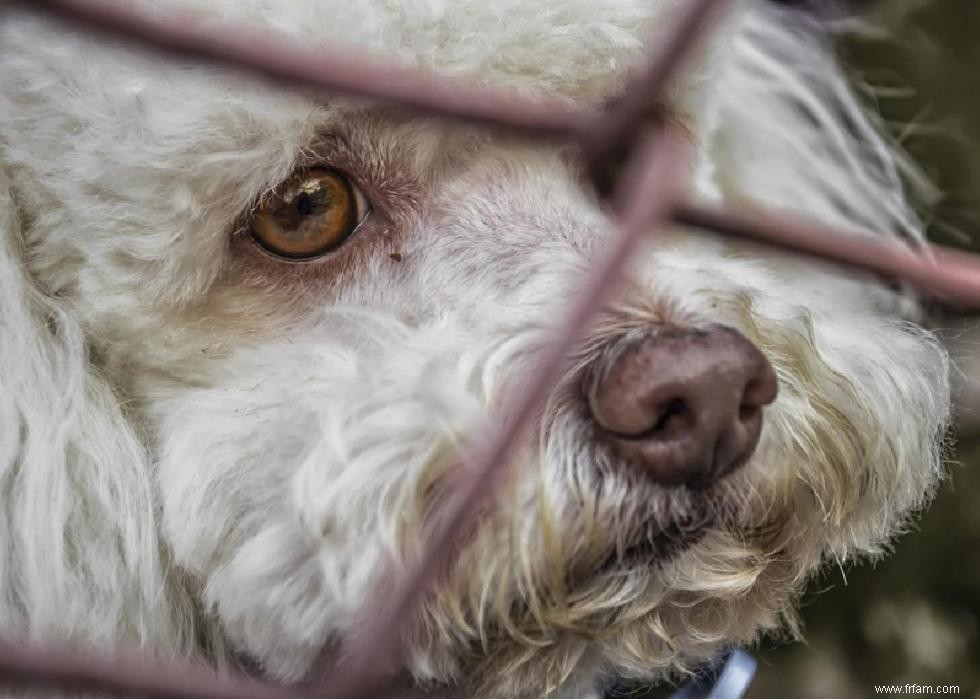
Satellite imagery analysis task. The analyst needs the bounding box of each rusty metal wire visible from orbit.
[0,637,307,699]
[1,0,979,698]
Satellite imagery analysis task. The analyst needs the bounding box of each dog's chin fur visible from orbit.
[0,1,951,697]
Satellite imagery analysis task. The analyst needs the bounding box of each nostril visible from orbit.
[631,397,689,439]
[738,403,759,422]
[651,397,689,437]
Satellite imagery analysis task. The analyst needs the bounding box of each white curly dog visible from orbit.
[0,0,951,697]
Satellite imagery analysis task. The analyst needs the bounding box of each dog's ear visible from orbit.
[711,3,929,246]
[706,3,930,321]
[0,165,186,647]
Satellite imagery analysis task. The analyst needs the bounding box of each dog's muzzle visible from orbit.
[586,324,777,488]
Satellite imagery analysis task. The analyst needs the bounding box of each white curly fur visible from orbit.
[0,1,951,697]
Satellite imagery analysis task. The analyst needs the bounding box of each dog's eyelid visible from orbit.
[350,177,373,222]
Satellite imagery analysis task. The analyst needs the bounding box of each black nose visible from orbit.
[586,324,778,488]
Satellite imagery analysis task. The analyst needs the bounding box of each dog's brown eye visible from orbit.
[250,168,368,259]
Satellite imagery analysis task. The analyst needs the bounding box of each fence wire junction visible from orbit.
[2,0,980,698]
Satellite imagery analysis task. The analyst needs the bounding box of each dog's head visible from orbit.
[0,0,950,697]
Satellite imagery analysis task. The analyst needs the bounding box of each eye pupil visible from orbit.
[296,192,315,216]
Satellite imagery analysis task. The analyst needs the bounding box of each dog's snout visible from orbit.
[587,324,778,488]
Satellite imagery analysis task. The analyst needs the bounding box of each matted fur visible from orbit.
[0,1,950,698]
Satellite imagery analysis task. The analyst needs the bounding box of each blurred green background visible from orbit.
[754,2,980,696]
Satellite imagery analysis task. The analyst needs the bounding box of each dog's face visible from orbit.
[0,0,951,697]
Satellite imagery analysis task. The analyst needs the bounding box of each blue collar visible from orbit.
[669,651,757,699]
